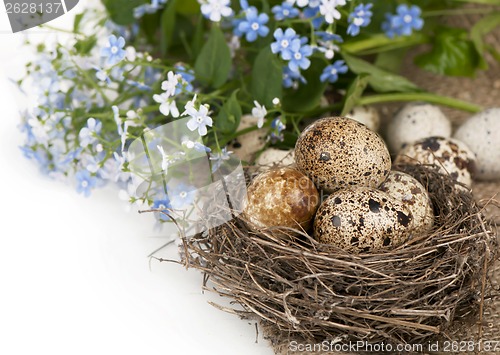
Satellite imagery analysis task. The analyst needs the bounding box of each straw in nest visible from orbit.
[179,163,498,349]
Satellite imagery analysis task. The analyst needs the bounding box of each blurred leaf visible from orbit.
[160,0,177,55]
[102,0,145,25]
[451,0,500,4]
[282,58,328,113]
[251,47,283,107]
[194,26,232,88]
[73,13,84,33]
[341,74,370,116]
[374,48,407,72]
[415,27,481,77]
[342,53,420,92]
[175,0,199,15]
[191,15,205,59]
[216,90,242,134]
[74,35,97,55]
[471,12,500,68]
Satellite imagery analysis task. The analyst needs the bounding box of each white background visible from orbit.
[0,2,273,355]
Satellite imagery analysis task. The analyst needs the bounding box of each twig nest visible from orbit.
[379,171,434,234]
[255,148,295,169]
[386,102,452,154]
[231,115,267,162]
[242,167,320,230]
[394,136,476,188]
[345,105,380,132]
[454,108,500,181]
[314,186,413,253]
[295,117,391,193]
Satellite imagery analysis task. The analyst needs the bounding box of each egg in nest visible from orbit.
[379,171,434,234]
[313,187,413,253]
[295,117,391,193]
[243,167,320,231]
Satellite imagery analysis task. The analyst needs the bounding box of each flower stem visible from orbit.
[358,93,482,113]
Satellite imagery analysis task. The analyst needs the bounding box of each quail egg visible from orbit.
[386,103,452,154]
[454,108,500,181]
[313,187,413,253]
[295,117,391,193]
[255,148,295,168]
[243,167,320,230]
[394,136,476,188]
[345,106,380,132]
[231,115,267,162]
[379,171,434,234]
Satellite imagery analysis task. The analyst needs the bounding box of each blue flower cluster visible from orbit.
[382,4,424,38]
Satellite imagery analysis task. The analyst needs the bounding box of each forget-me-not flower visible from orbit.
[161,71,180,98]
[271,28,301,61]
[320,60,348,83]
[101,35,126,66]
[210,147,233,173]
[79,118,102,147]
[251,101,267,128]
[272,2,299,21]
[153,93,180,117]
[319,0,346,24]
[282,66,306,88]
[288,41,313,73]
[169,183,197,209]
[237,7,270,42]
[200,0,233,22]
[75,170,98,197]
[382,4,424,38]
[347,3,373,36]
[183,96,213,136]
[152,198,172,221]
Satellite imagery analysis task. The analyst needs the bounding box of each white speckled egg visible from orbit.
[345,106,380,132]
[313,187,413,253]
[386,102,452,153]
[243,167,320,230]
[379,171,434,234]
[256,148,295,168]
[454,108,500,181]
[394,136,476,188]
[230,115,267,162]
[295,117,392,193]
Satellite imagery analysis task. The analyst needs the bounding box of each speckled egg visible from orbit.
[313,187,413,253]
[243,167,320,230]
[454,108,500,181]
[379,171,434,234]
[345,106,380,132]
[255,148,295,168]
[394,136,476,188]
[231,115,267,162]
[295,117,392,193]
[386,103,452,154]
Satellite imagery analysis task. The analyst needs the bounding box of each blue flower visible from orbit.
[174,64,195,94]
[288,41,313,73]
[320,60,349,83]
[237,7,270,42]
[315,31,343,43]
[79,118,102,147]
[168,183,197,209]
[75,170,97,197]
[270,117,286,142]
[100,35,126,66]
[347,3,373,36]
[210,147,233,173]
[382,4,424,38]
[282,66,306,88]
[272,2,299,21]
[133,0,167,18]
[152,198,172,221]
[303,4,324,29]
[271,28,301,61]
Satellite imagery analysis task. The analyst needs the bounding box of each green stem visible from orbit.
[358,93,482,113]
[423,8,496,17]
[341,34,429,54]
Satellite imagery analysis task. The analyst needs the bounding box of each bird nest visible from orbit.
[179,163,498,347]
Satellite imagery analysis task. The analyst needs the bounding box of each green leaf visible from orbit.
[74,35,98,55]
[470,12,500,68]
[73,13,84,33]
[415,27,481,77]
[451,0,500,4]
[175,0,200,15]
[341,74,370,116]
[102,0,146,25]
[342,53,420,93]
[216,90,242,134]
[160,0,177,55]
[282,57,328,113]
[251,47,283,107]
[194,26,232,89]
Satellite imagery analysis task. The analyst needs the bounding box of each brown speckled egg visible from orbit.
[394,136,476,188]
[295,117,391,193]
[379,171,434,234]
[243,167,320,230]
[313,187,413,253]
